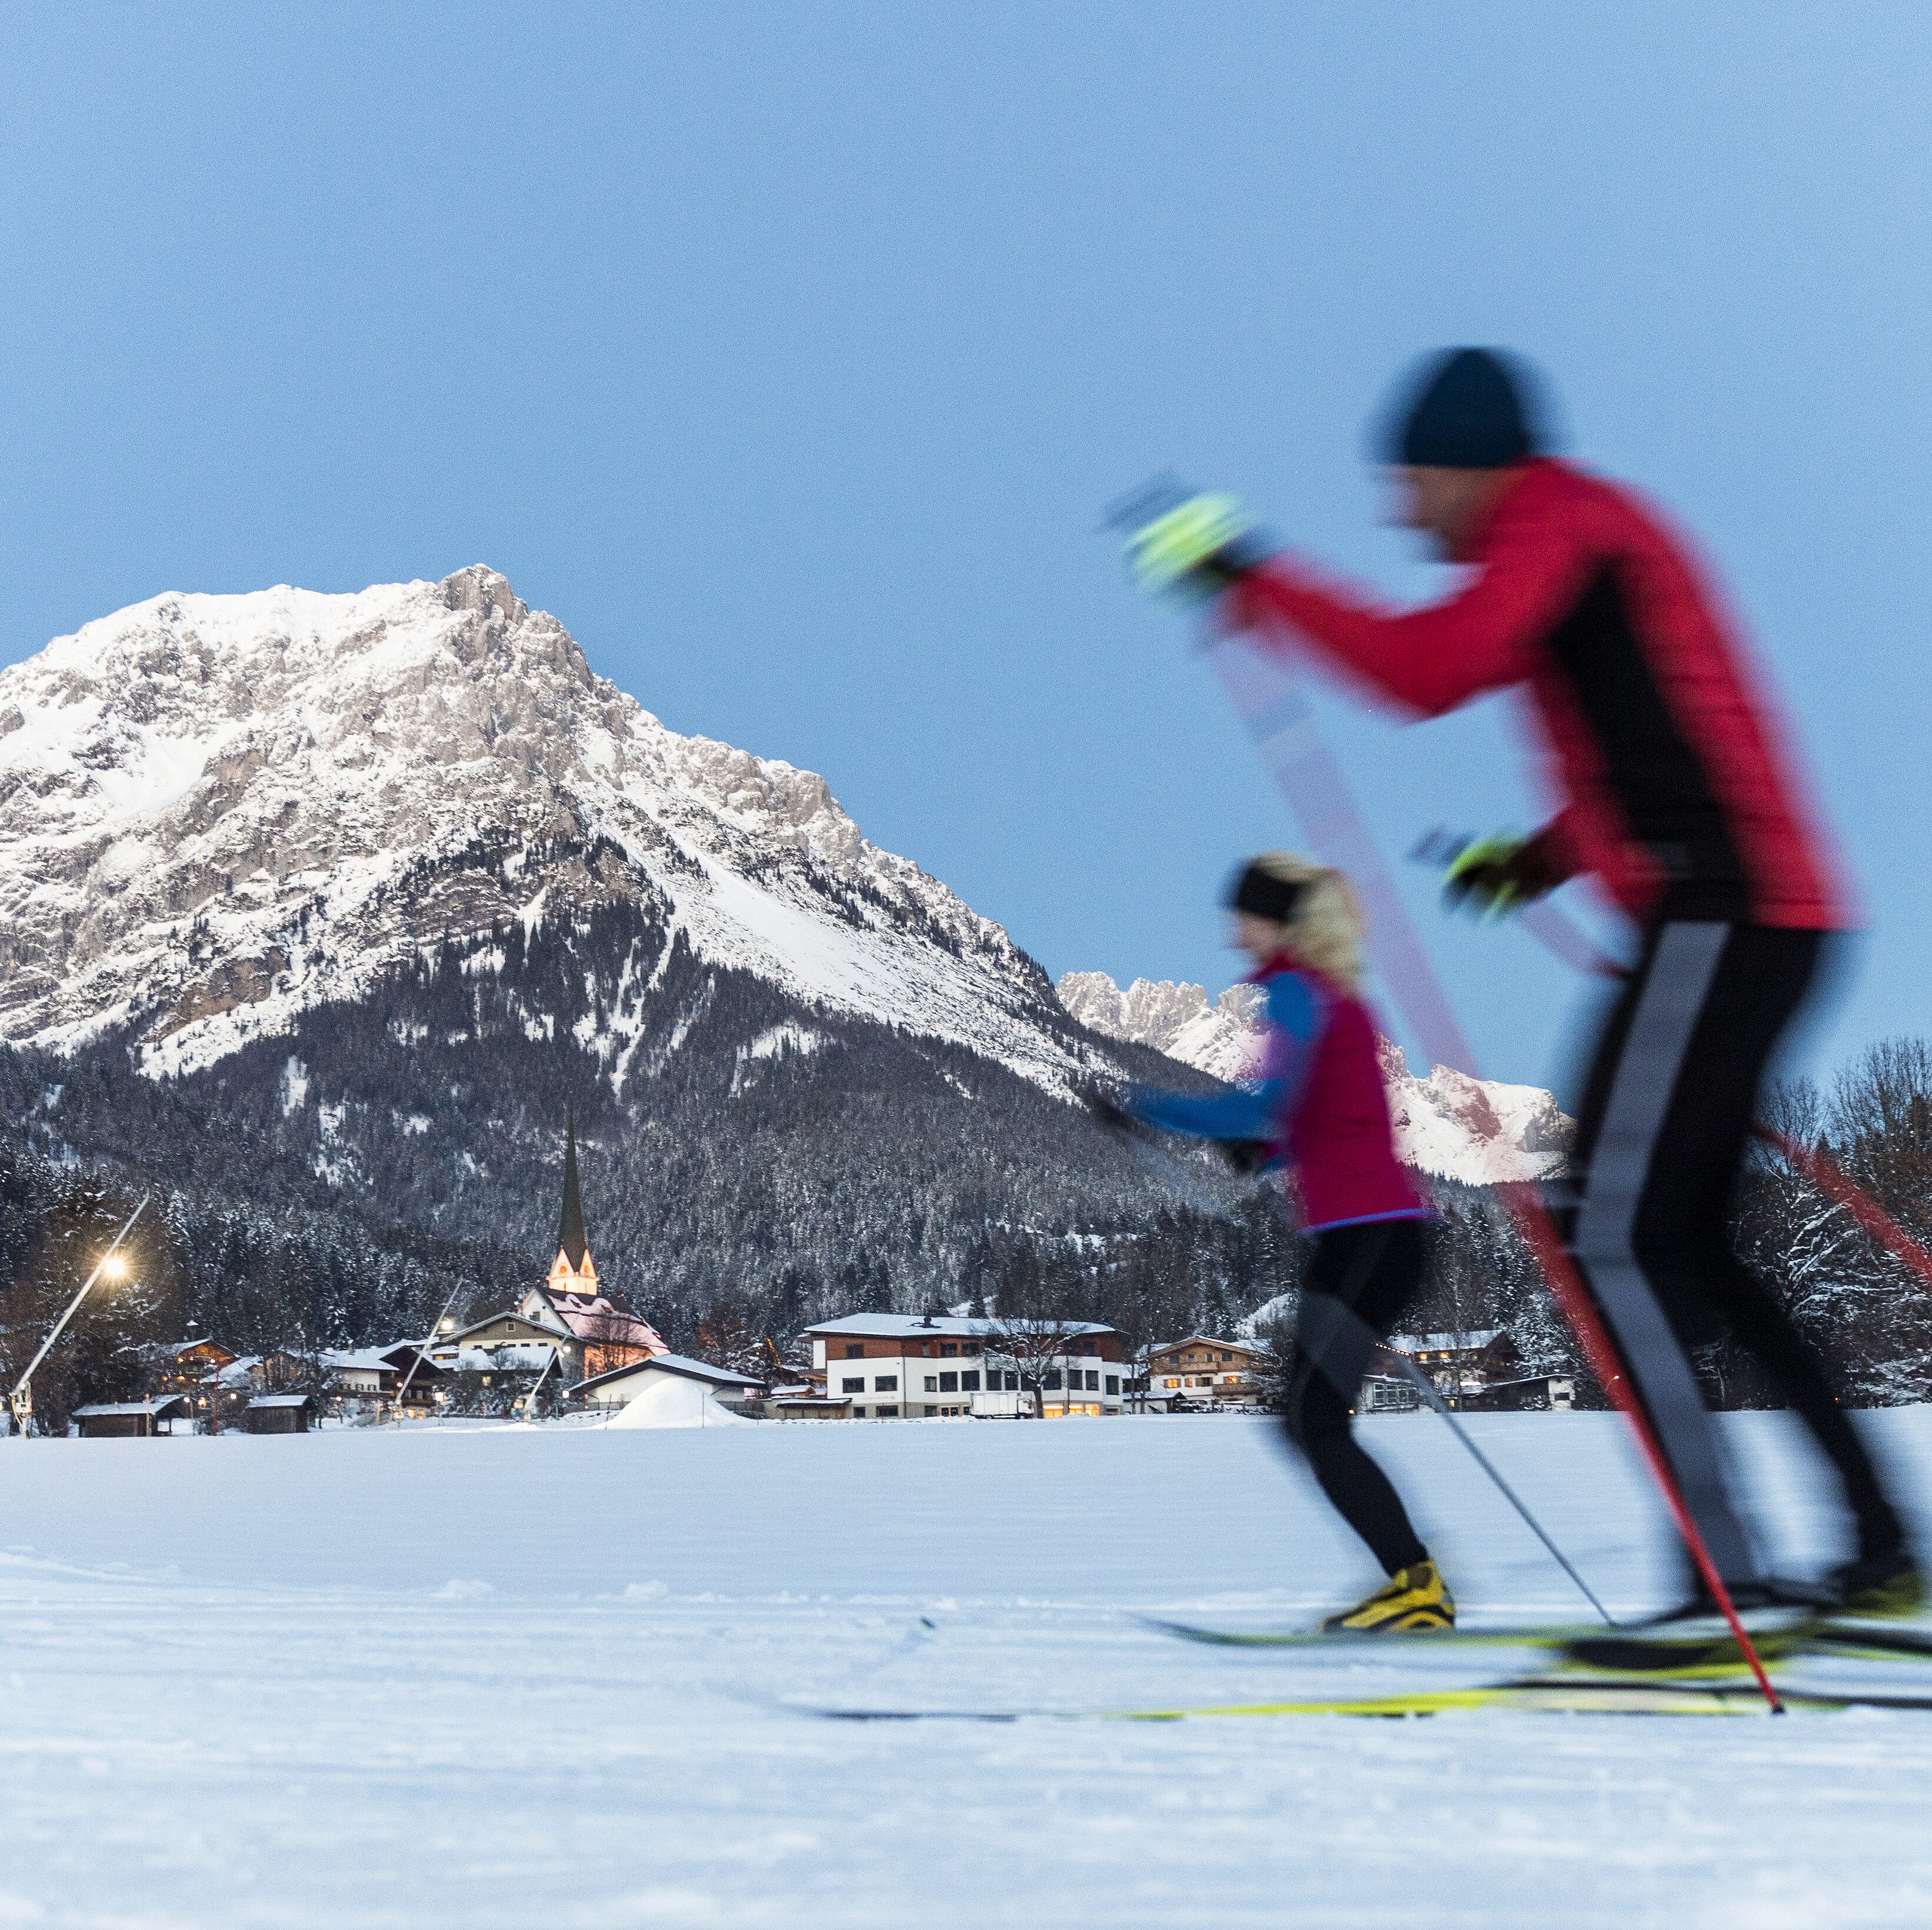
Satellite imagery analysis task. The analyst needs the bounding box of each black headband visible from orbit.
[1227,863,1309,926]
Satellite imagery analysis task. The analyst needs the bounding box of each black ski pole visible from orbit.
[1383,1347,1615,1626]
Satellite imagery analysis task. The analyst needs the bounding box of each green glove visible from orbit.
[1441,832,1561,920]
[1124,492,1263,601]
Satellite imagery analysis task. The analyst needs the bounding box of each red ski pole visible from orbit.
[1208,635,1786,1712]
[1752,1127,1932,1296]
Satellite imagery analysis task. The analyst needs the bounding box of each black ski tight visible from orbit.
[1282,1219,1429,1576]
[1568,921,1906,1576]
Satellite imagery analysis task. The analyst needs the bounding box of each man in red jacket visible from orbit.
[1125,349,1916,1615]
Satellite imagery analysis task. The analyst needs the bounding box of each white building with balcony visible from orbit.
[801,1314,1125,1418]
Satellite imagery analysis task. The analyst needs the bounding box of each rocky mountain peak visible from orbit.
[1060,968,1570,1186]
[0,570,1072,1080]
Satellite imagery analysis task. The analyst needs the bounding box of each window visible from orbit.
[1085,1370,1100,1391]
[1105,1375,1120,1397]
[844,1345,865,1359]
[923,1376,938,1393]
[852,1406,866,1418]
[962,1342,980,1356]
[878,1405,900,1418]
[873,1375,898,1393]
[940,1343,958,1357]
[1044,1370,1062,1391]
[1005,1372,1020,1391]
[938,1372,958,1394]
[961,1371,980,1392]
[841,1378,865,1394]
[922,1404,937,1416]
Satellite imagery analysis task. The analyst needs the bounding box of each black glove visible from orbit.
[1441,829,1566,920]
[1077,1082,1142,1137]
[1217,1138,1272,1177]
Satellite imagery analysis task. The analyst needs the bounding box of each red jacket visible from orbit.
[1226,458,1844,930]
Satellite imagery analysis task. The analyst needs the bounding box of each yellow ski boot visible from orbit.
[1320,1560,1457,1634]
[1829,1549,1927,1621]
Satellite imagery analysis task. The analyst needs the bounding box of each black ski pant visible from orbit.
[1282,1219,1430,1577]
[1566,920,1905,1587]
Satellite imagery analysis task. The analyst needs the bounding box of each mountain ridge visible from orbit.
[1057,969,1571,1186]
[0,565,1078,1086]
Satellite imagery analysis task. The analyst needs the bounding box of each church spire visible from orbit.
[557,1104,589,1273]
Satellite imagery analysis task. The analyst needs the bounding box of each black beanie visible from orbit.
[1383,347,1541,469]
[1227,862,1307,927]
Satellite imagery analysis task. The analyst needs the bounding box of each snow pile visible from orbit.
[0,567,1085,1086]
[601,1373,752,1429]
[1061,969,1571,1185]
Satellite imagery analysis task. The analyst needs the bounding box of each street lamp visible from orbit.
[7,1194,150,1437]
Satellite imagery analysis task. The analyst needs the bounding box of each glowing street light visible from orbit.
[7,1194,150,1437]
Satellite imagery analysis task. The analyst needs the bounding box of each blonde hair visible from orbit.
[1244,850,1365,991]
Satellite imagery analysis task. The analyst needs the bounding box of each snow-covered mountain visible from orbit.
[1057,970,1571,1186]
[1056,973,1265,1084]
[0,567,1088,1083]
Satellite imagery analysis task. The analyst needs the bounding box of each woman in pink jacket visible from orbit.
[1121,852,1446,1633]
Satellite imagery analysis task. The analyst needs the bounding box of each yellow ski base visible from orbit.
[1115,1680,1772,1719]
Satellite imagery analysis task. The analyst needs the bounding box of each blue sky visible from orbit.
[3,4,1928,1097]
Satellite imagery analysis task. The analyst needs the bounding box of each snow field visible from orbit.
[4,1409,1932,1927]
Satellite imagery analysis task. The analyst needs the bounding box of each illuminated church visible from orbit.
[512,1112,665,1378]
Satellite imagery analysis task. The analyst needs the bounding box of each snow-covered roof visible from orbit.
[72,1397,189,1418]
[523,1288,665,1348]
[1388,1330,1509,1354]
[247,1394,312,1409]
[806,1314,1116,1341]
[440,1344,558,1373]
[577,1352,764,1394]
[1149,1335,1264,1357]
[321,1348,398,1373]
[448,1310,559,1344]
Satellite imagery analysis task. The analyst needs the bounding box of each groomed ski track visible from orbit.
[6,1407,1932,1926]
[798,1679,1932,1721]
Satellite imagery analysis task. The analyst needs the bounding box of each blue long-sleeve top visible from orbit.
[1121,958,1427,1231]
[1124,970,1322,1157]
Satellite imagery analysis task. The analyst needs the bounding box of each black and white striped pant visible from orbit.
[1567,920,1902,1587]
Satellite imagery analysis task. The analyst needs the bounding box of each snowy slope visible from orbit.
[1060,969,1571,1185]
[4,1410,1930,1928]
[0,567,1086,1083]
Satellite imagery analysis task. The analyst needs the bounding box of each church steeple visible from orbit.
[557,1104,589,1274]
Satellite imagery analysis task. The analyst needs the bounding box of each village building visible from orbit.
[438,1113,664,1385]
[1144,1335,1269,1409]
[801,1314,1125,1419]
[231,1350,312,1393]
[72,1395,191,1439]
[321,1342,444,1417]
[1358,1373,1422,1414]
[244,1393,315,1434]
[1466,1374,1577,1413]
[1387,1329,1524,1406]
[152,1335,239,1396]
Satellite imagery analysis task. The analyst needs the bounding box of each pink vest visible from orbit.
[1260,959,1426,1232]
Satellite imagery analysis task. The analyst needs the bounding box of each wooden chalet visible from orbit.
[72,1395,191,1439]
